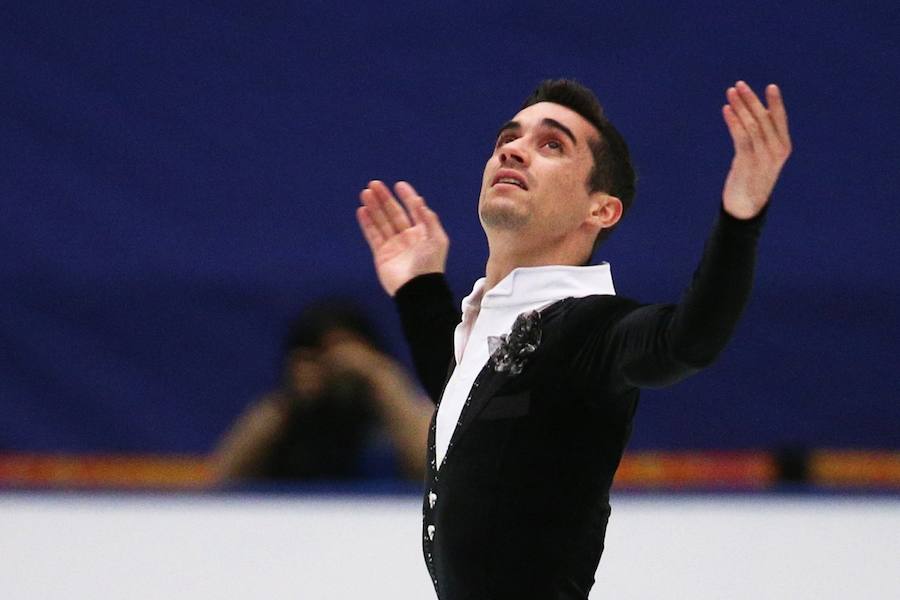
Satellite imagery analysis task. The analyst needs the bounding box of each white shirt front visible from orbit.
[435,263,617,468]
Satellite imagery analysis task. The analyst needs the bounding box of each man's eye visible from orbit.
[545,140,562,150]
[497,135,516,146]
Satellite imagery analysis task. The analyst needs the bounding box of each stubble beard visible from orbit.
[478,190,531,230]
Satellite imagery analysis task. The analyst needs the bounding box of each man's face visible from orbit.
[478,101,600,246]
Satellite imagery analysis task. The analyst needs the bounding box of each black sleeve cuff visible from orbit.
[394,272,454,313]
[717,201,769,241]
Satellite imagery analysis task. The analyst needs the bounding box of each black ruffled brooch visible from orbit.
[487,310,542,376]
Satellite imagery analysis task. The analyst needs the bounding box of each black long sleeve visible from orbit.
[393,272,460,404]
[592,206,766,389]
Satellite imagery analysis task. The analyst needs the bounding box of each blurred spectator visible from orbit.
[210,299,433,483]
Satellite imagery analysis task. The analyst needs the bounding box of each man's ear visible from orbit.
[584,194,623,232]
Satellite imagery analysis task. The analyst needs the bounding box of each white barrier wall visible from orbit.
[1,493,897,599]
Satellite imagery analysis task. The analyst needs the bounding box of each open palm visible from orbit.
[721,81,792,219]
[356,180,449,296]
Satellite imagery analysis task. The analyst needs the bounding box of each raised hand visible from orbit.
[721,81,792,219]
[356,180,449,296]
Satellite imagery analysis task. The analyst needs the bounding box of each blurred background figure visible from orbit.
[210,300,433,483]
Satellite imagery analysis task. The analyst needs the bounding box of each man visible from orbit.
[356,79,791,599]
[209,300,432,483]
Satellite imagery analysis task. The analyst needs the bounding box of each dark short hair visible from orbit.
[521,79,636,255]
[283,298,382,357]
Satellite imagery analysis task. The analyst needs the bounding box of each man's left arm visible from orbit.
[659,80,792,368]
[583,82,792,389]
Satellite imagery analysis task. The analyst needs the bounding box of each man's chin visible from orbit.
[479,204,530,230]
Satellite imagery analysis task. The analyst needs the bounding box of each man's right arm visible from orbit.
[356,180,455,403]
[394,273,460,403]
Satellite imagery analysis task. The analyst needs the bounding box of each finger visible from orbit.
[356,206,384,251]
[726,86,758,150]
[394,181,427,223]
[360,187,394,240]
[736,80,777,146]
[396,181,445,238]
[415,202,446,239]
[765,84,791,147]
[370,180,412,233]
[722,105,752,154]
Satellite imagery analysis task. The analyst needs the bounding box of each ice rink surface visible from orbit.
[2,491,897,599]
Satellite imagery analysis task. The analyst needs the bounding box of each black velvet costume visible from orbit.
[394,207,766,600]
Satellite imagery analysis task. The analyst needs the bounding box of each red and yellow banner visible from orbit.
[0,451,897,490]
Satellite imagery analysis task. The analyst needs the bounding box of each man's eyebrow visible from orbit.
[494,118,578,145]
[540,118,578,145]
[495,120,520,140]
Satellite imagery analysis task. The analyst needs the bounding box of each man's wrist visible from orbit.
[394,272,450,302]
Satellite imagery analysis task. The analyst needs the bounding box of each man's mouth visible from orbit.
[492,169,528,190]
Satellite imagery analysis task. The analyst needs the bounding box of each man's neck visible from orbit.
[483,242,587,293]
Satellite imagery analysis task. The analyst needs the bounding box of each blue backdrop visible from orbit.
[2,1,897,453]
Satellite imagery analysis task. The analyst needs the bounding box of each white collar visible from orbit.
[462,262,616,311]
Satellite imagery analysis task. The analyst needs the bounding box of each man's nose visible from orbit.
[499,140,528,165]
